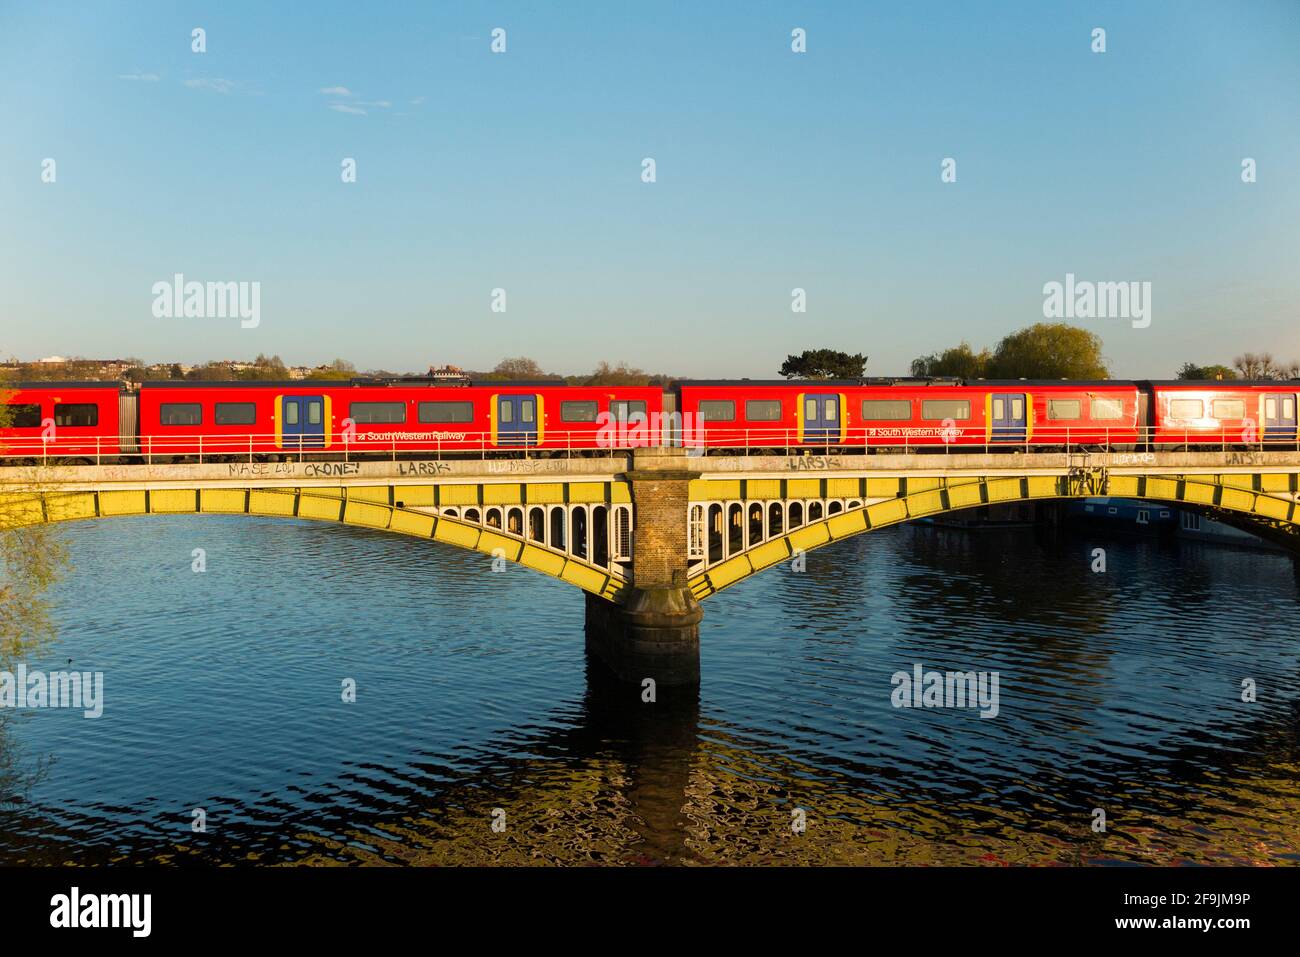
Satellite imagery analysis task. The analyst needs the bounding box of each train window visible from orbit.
[861,400,911,420]
[53,403,99,427]
[992,398,1004,419]
[350,402,406,424]
[1211,399,1245,419]
[159,403,200,426]
[824,398,838,418]
[613,400,647,420]
[1170,399,1204,419]
[520,400,535,423]
[307,401,322,425]
[214,403,256,425]
[500,402,513,424]
[921,400,970,421]
[560,401,599,422]
[699,400,735,421]
[1091,398,1124,420]
[1047,399,1081,420]
[803,398,817,420]
[745,400,782,421]
[419,401,474,423]
[7,403,42,428]
[284,402,298,425]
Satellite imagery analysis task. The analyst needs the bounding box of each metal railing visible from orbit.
[0,424,1297,463]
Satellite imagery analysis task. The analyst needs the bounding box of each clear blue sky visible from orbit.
[2,0,1298,378]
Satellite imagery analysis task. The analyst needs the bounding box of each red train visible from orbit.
[0,376,1296,461]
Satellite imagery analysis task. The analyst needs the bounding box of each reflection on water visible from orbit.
[0,516,1297,865]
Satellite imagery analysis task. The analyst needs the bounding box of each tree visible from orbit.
[910,342,991,379]
[305,359,356,381]
[1233,352,1300,380]
[0,376,68,667]
[1177,362,1237,381]
[236,354,288,381]
[491,357,544,380]
[984,323,1109,379]
[1234,352,1278,379]
[779,349,868,380]
[583,361,652,386]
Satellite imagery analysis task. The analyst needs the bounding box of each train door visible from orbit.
[282,395,324,449]
[611,399,649,445]
[991,392,1027,443]
[802,393,840,443]
[497,394,537,447]
[1264,393,1297,443]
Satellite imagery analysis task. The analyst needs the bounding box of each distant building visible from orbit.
[428,364,468,380]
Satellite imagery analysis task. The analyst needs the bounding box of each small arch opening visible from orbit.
[768,502,784,536]
[708,503,724,563]
[748,503,765,546]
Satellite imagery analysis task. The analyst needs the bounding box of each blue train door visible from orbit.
[282,395,324,449]
[991,392,1027,443]
[1264,393,1297,443]
[497,394,537,447]
[803,393,840,443]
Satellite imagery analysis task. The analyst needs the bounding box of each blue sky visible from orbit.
[1,0,1298,378]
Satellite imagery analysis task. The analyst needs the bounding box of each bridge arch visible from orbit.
[686,473,1300,599]
[0,487,628,602]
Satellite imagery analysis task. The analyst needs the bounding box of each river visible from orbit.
[1,515,1297,865]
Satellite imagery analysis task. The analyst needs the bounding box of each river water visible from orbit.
[1,515,1298,865]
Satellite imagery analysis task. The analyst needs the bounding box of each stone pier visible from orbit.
[584,447,703,685]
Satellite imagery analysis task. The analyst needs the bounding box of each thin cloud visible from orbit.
[118,72,160,82]
[329,103,366,115]
[357,100,391,108]
[319,86,351,96]
[183,78,234,94]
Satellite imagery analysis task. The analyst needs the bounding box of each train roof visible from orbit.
[136,377,596,388]
[10,380,124,389]
[673,377,963,387]
[1140,379,1300,387]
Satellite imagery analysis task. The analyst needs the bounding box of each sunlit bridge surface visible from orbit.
[1,515,1298,865]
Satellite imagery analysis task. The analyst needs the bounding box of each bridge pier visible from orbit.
[584,447,703,686]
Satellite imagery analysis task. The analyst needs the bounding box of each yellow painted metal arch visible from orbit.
[0,487,627,603]
[687,474,1299,599]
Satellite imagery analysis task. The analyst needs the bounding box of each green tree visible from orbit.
[305,359,356,381]
[1176,362,1238,381]
[235,354,288,381]
[779,349,868,380]
[0,377,68,666]
[910,342,991,379]
[984,323,1109,379]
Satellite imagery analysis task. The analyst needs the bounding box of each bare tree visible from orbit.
[1234,352,1279,379]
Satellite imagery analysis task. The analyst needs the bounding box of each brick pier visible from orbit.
[584,447,703,685]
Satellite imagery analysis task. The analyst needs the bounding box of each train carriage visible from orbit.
[0,383,123,460]
[674,380,1141,451]
[1149,381,1299,449]
[133,380,664,457]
